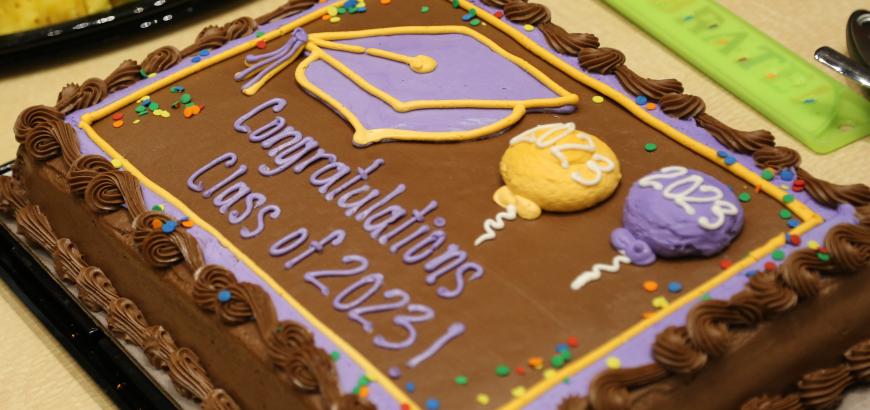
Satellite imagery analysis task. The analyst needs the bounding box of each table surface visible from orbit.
[0,1,867,408]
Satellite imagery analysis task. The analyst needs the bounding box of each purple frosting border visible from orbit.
[60,0,849,408]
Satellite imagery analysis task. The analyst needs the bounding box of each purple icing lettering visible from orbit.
[378,200,438,245]
[373,303,435,350]
[423,244,466,284]
[406,322,465,368]
[187,153,238,193]
[293,148,336,174]
[269,228,308,257]
[240,205,280,239]
[304,254,368,296]
[234,98,287,133]
[202,163,248,199]
[434,262,484,299]
[310,161,351,194]
[333,273,384,312]
[402,230,447,264]
[363,205,406,239]
[389,225,429,254]
[228,193,266,225]
[212,181,251,214]
[337,185,381,218]
[355,184,406,221]
[259,136,319,177]
[324,159,384,201]
[249,116,286,143]
[348,288,411,334]
[284,229,346,270]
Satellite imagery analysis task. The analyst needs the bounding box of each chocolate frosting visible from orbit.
[797,364,852,410]
[23,122,61,161]
[481,0,512,7]
[13,105,64,143]
[67,155,114,197]
[140,233,186,268]
[780,249,828,299]
[282,344,336,392]
[76,266,119,312]
[797,168,870,208]
[694,113,775,154]
[181,25,228,57]
[0,176,27,217]
[614,67,684,100]
[844,339,870,382]
[652,326,707,374]
[55,78,107,114]
[105,59,142,93]
[203,389,241,410]
[193,264,240,313]
[132,211,173,245]
[503,0,551,26]
[825,224,870,272]
[142,46,182,74]
[741,394,803,410]
[578,47,625,74]
[686,300,738,356]
[752,146,801,170]
[588,364,668,410]
[557,395,590,410]
[52,237,86,284]
[143,325,177,369]
[107,297,149,346]
[16,204,57,251]
[22,120,80,164]
[55,83,81,111]
[83,171,147,216]
[223,17,258,40]
[746,270,798,313]
[255,0,317,25]
[169,347,215,400]
[539,23,599,56]
[659,93,705,119]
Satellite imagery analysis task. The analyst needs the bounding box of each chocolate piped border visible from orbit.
[741,337,870,410]
[1,197,238,409]
[6,0,870,409]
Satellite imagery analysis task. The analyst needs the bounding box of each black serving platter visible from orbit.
[0,161,174,409]
[0,0,231,57]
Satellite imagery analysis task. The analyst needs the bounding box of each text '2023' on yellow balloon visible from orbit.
[495,123,621,220]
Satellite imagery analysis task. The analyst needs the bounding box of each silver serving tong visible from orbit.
[814,10,870,98]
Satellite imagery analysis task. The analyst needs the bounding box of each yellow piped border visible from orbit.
[294,26,578,146]
[73,0,825,409]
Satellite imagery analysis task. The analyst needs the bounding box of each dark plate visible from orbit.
[0,0,228,57]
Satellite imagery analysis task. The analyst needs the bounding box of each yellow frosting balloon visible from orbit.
[496,123,621,220]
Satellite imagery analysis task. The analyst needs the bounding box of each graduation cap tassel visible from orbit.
[235,28,309,96]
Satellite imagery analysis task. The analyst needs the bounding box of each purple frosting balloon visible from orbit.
[622,166,744,258]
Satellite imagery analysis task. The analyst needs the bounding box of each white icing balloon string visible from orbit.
[570,251,632,290]
[473,205,517,246]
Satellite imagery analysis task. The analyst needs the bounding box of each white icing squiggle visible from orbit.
[570,251,631,290]
[474,205,517,246]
